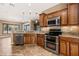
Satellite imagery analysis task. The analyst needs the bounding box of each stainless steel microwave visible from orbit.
[48,16,60,26]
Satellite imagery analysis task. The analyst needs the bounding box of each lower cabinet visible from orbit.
[59,36,79,56]
[60,40,67,55]
[24,34,30,44]
[37,34,45,48]
[30,34,37,44]
[24,33,45,48]
[70,43,79,56]
[24,33,37,44]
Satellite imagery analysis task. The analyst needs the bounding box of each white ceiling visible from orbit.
[0,3,59,22]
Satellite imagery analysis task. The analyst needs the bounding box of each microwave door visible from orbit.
[56,19,58,25]
[48,20,56,26]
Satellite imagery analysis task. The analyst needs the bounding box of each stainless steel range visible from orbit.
[45,29,62,54]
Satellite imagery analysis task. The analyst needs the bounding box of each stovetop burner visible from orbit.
[45,29,62,36]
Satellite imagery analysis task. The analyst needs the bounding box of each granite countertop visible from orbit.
[60,34,79,39]
[12,31,45,34]
[35,32,45,34]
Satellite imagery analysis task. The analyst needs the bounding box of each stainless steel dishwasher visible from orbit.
[15,33,24,45]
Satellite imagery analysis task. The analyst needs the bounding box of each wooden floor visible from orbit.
[0,37,57,56]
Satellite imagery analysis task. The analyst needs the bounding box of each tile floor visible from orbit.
[0,37,57,56]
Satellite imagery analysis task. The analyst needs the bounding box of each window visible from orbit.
[24,24,30,31]
[3,24,8,33]
[3,24,20,34]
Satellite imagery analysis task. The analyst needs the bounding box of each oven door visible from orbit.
[45,35,59,54]
[45,41,59,54]
[46,41,56,50]
[45,35,58,43]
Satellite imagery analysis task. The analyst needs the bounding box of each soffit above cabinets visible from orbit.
[0,3,59,22]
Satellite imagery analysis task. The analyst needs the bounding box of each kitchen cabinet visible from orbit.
[39,13,44,27]
[39,13,47,27]
[30,34,37,44]
[47,9,68,26]
[24,34,30,44]
[68,4,79,25]
[43,15,48,27]
[41,3,79,26]
[60,9,68,25]
[59,36,79,56]
[48,11,60,18]
[37,34,45,48]
[60,40,67,55]
[24,33,37,44]
[70,43,79,56]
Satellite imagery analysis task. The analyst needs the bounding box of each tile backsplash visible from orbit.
[61,26,79,32]
[61,26,79,36]
[41,26,79,36]
[41,26,61,33]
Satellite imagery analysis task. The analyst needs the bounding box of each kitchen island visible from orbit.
[12,32,45,48]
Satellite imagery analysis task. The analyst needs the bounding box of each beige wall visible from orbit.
[0,23,3,35]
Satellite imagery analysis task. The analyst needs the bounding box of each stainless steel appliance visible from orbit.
[15,33,24,45]
[45,29,62,54]
[48,16,60,26]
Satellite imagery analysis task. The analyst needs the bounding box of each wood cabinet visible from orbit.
[39,13,47,27]
[43,15,48,27]
[60,40,67,55]
[48,11,60,19]
[37,34,45,48]
[39,13,45,27]
[30,34,37,44]
[39,3,79,26]
[24,34,30,44]
[47,9,68,26]
[61,9,68,25]
[70,43,79,56]
[68,4,79,25]
[59,36,79,56]
[24,33,36,44]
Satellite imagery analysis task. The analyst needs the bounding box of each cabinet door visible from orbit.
[61,9,68,25]
[44,15,48,27]
[30,34,37,44]
[60,40,67,55]
[70,42,79,56]
[39,13,45,27]
[68,4,79,25]
[24,34,30,44]
[66,42,70,56]
[37,34,45,48]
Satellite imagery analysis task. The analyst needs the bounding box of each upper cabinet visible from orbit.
[39,13,47,27]
[39,13,45,27]
[60,9,68,25]
[48,9,68,26]
[39,3,79,27]
[43,15,48,27]
[68,4,79,25]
